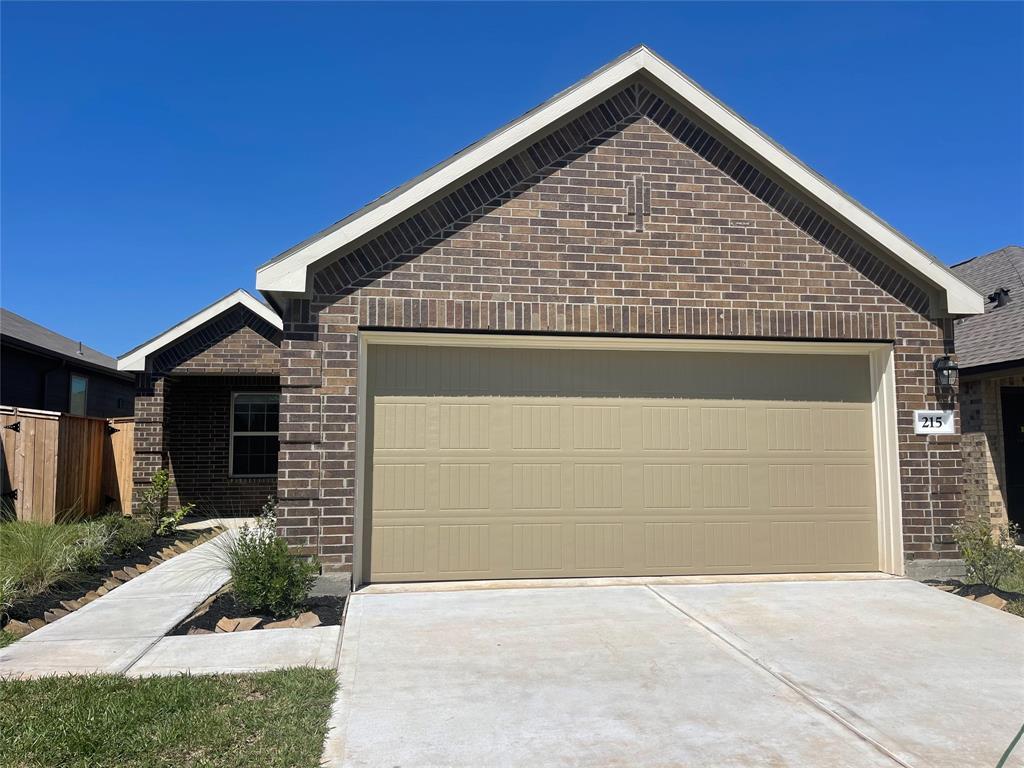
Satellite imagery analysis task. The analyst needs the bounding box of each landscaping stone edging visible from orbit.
[3,527,224,642]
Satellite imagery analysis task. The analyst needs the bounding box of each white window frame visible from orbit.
[69,374,89,417]
[229,391,280,478]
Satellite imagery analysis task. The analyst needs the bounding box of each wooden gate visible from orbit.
[0,407,135,523]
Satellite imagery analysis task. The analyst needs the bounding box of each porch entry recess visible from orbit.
[364,342,880,583]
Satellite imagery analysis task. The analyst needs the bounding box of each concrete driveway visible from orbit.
[323,578,1024,768]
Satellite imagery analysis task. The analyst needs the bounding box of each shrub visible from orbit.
[100,514,154,557]
[158,503,194,536]
[951,516,1024,589]
[227,515,318,618]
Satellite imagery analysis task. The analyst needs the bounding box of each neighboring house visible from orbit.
[952,245,1024,534]
[118,46,984,588]
[1,307,134,418]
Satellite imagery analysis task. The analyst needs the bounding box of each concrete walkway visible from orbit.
[0,521,341,678]
[128,626,341,676]
[324,578,1024,768]
[0,530,234,677]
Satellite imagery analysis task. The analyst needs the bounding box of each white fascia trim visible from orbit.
[117,289,283,372]
[255,53,641,295]
[256,47,983,316]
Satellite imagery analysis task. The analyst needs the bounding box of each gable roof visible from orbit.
[117,289,282,372]
[1,307,129,377]
[950,245,1024,370]
[256,45,983,318]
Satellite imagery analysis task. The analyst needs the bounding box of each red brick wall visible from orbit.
[132,308,282,517]
[960,369,1024,528]
[277,84,962,575]
[166,376,278,517]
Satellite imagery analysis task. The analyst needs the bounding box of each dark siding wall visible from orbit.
[1,345,52,409]
[0,342,134,417]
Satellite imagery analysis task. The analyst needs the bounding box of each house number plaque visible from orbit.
[913,410,954,435]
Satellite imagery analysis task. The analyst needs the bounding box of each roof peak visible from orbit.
[117,288,281,372]
[255,47,983,317]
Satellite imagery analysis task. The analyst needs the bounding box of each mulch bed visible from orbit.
[170,592,346,635]
[923,579,1024,614]
[3,528,219,628]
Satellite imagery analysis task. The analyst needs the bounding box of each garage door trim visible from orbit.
[353,332,903,588]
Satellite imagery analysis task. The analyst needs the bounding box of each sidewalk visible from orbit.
[0,528,234,677]
[1,519,343,679]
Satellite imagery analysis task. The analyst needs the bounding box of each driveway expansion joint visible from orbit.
[645,584,913,768]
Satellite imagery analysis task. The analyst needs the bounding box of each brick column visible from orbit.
[276,298,325,561]
[131,374,168,516]
[317,300,359,573]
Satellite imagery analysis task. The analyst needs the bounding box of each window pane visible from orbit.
[69,375,88,416]
[232,435,279,476]
[233,402,251,432]
[233,393,279,434]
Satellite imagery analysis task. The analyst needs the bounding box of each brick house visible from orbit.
[119,46,983,588]
[952,246,1024,536]
[119,291,283,516]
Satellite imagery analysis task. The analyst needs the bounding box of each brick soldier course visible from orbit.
[121,47,983,583]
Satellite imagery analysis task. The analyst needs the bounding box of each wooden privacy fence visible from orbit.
[0,406,135,523]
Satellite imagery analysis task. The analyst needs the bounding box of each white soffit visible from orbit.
[255,46,983,316]
[118,289,282,371]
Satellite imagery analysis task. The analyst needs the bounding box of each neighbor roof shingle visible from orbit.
[0,307,123,373]
[950,245,1024,369]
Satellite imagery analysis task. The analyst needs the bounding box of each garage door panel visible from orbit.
[642,406,691,450]
[368,347,878,582]
[438,404,491,450]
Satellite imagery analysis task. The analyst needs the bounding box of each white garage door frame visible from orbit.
[352,332,904,589]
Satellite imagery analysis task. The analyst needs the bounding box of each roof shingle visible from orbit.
[0,307,123,373]
[951,245,1024,369]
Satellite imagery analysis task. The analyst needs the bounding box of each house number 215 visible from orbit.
[913,410,954,435]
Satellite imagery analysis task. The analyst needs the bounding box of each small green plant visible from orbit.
[136,469,170,532]
[1006,600,1024,619]
[951,516,1024,589]
[100,514,153,557]
[72,521,112,571]
[157,503,194,536]
[227,513,318,618]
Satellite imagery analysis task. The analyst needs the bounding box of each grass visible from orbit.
[997,564,1024,595]
[0,669,338,768]
[0,515,155,613]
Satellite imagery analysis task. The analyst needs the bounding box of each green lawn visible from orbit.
[0,669,337,768]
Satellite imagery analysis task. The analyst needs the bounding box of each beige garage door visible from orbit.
[366,345,878,582]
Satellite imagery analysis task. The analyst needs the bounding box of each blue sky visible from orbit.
[2,2,1022,355]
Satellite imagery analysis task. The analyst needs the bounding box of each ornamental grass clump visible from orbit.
[227,499,318,618]
[0,519,111,603]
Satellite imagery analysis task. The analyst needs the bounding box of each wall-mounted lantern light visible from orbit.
[933,356,959,389]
